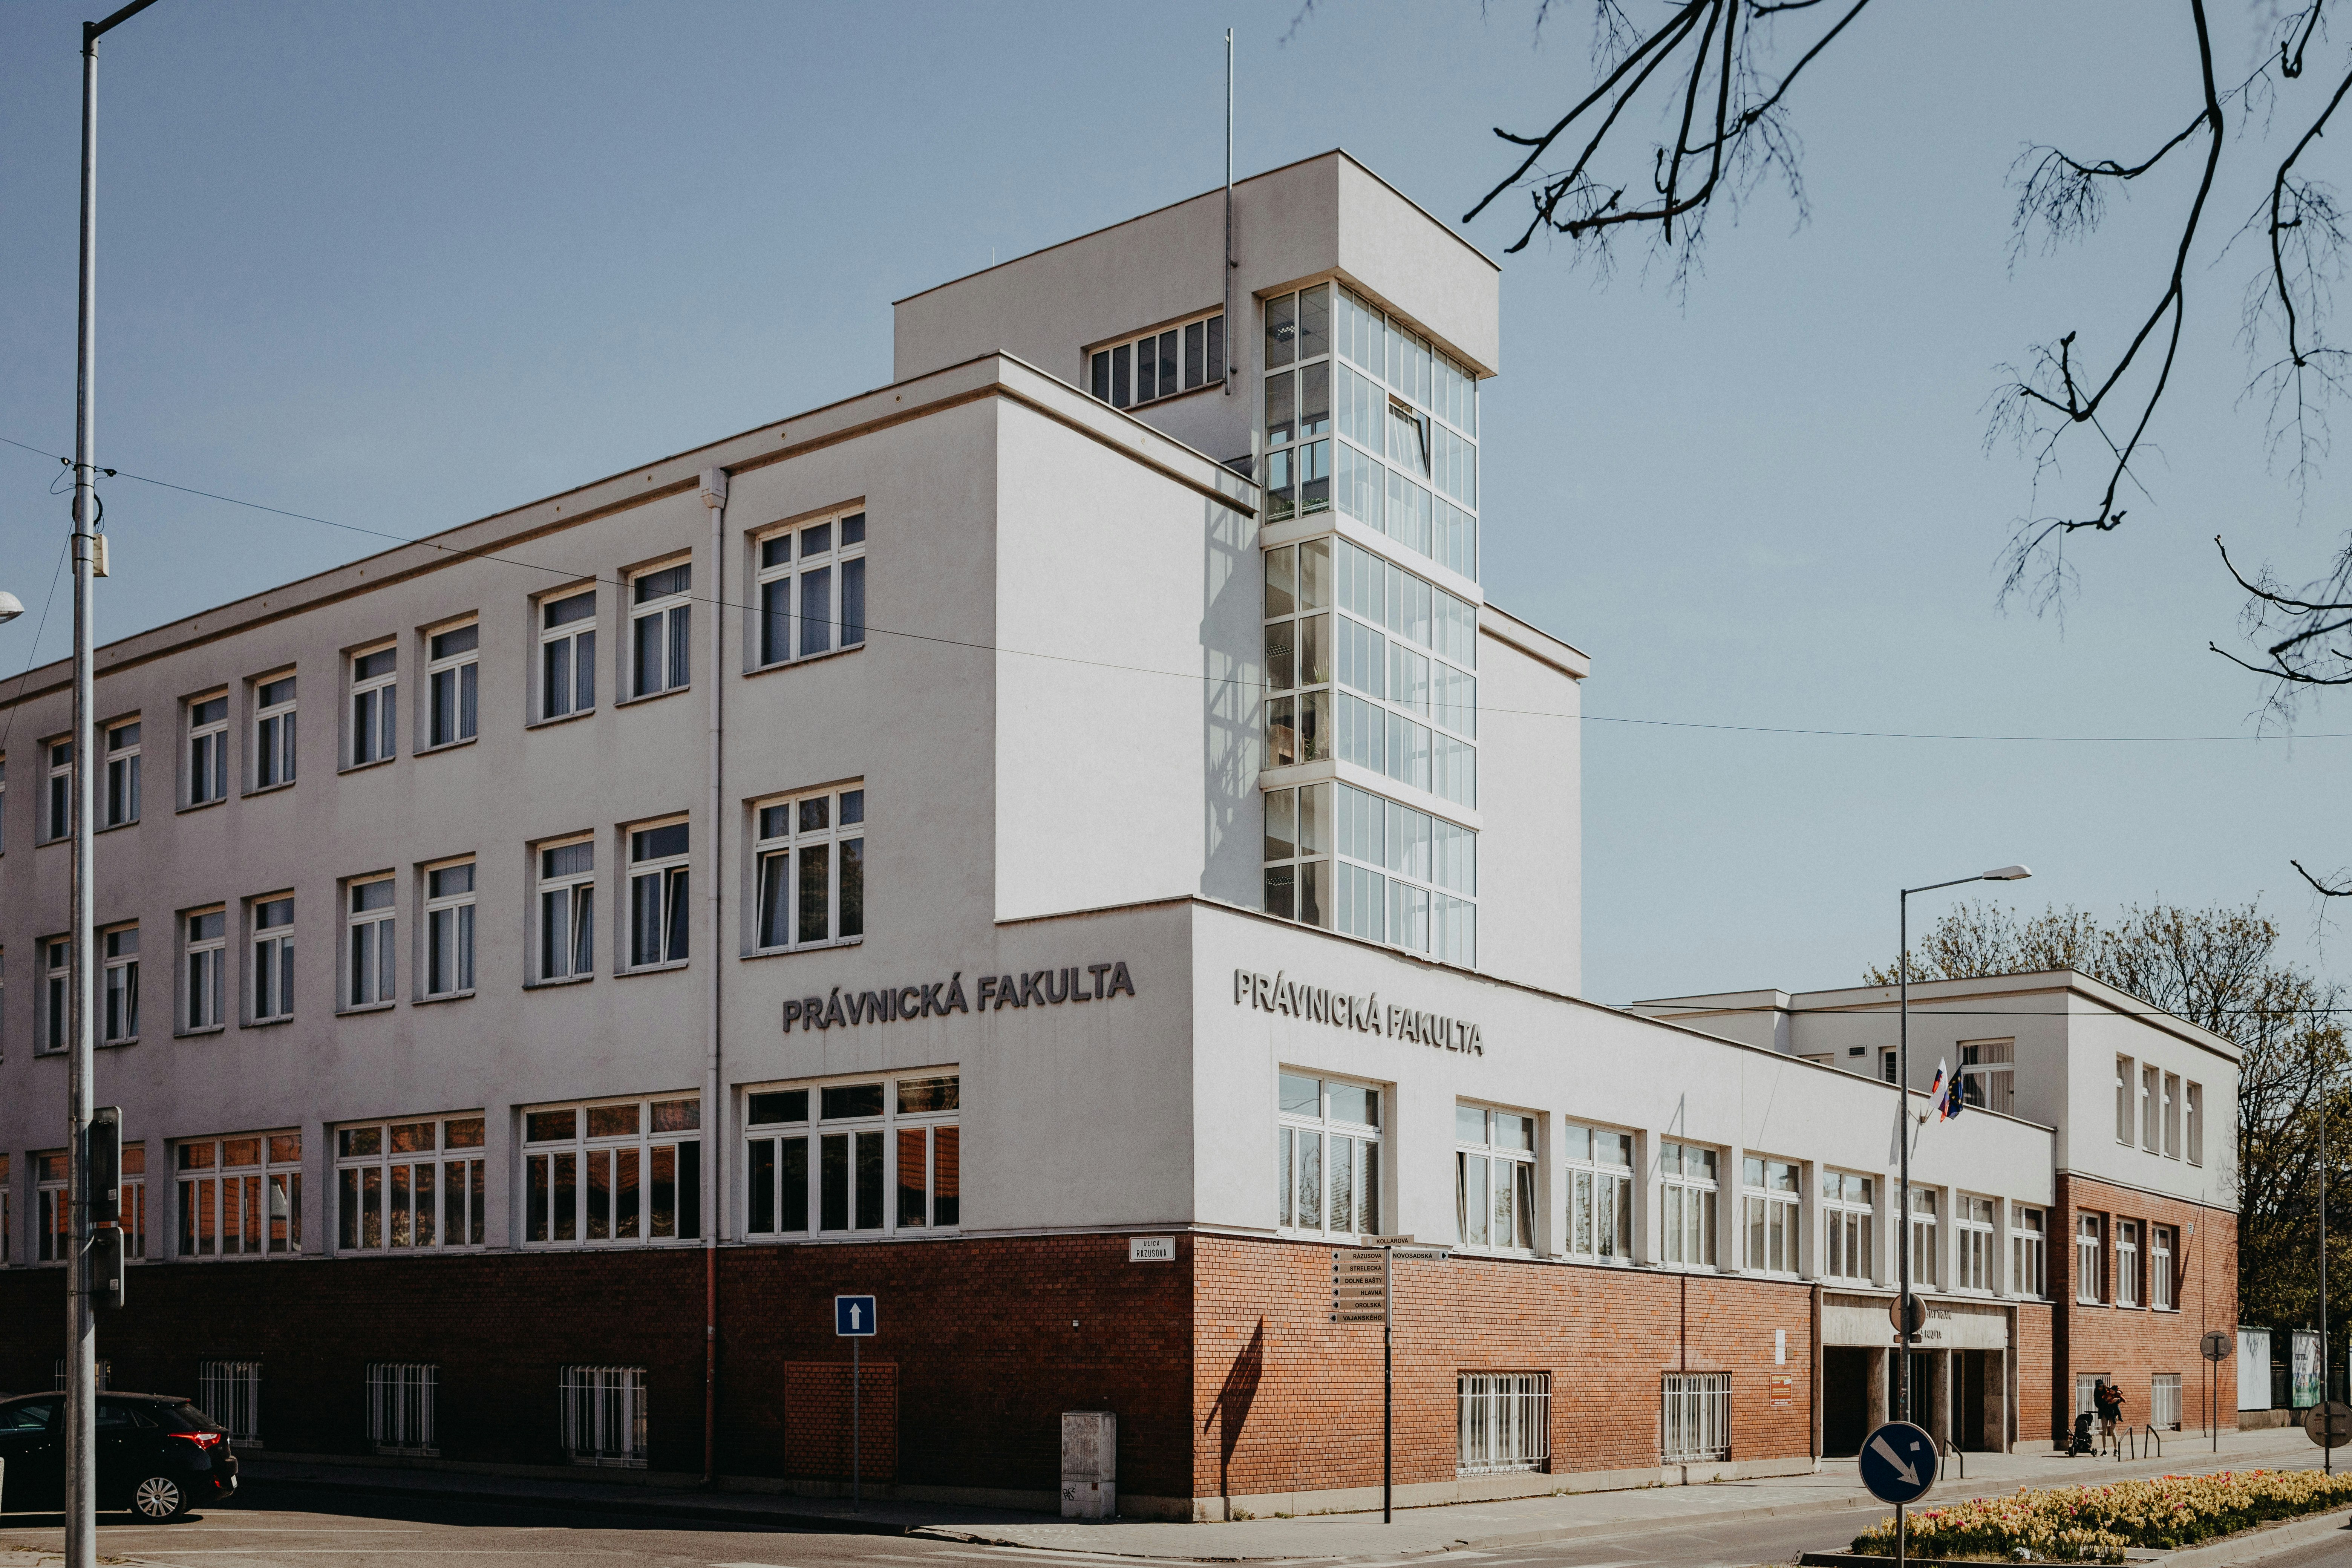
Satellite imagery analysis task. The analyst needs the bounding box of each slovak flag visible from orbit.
[1925,1058,1947,1110]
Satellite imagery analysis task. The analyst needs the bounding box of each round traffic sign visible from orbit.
[2201,1331,2232,1363]
[1858,1420,1938,1504]
[2305,1400,2352,1449]
[1887,1294,1926,1337]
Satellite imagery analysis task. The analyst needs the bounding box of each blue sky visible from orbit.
[2,1,2345,1001]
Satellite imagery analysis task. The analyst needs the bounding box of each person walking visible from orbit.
[2095,1378,2125,1455]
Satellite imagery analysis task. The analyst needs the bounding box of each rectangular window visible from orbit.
[2116,1219,2141,1307]
[1087,311,1224,409]
[2151,1223,2174,1310]
[630,563,692,697]
[757,513,867,666]
[1455,1105,1535,1253]
[626,821,689,968]
[1742,1157,1799,1276]
[2012,1206,2047,1298]
[0,1154,10,1267]
[176,1134,302,1257]
[1662,1141,1720,1268]
[199,1360,263,1447]
[1563,1122,1634,1262]
[252,896,294,1021]
[2141,1064,2160,1152]
[187,694,229,805]
[100,923,138,1045]
[1881,1049,1898,1084]
[425,622,479,747]
[560,1365,646,1468]
[36,1152,67,1262]
[42,937,67,1053]
[753,785,864,949]
[2152,1372,2182,1430]
[2076,1214,2104,1303]
[1329,285,1480,580]
[1908,1188,1939,1289]
[337,1116,486,1252]
[523,1097,700,1248]
[255,674,298,785]
[1823,1171,1874,1284]
[1263,539,1332,769]
[346,879,394,1008]
[102,720,139,828]
[2163,1072,2181,1158]
[2186,1082,2204,1165]
[1457,1373,1549,1476]
[349,647,395,766]
[44,740,72,840]
[368,1363,437,1456]
[1262,781,1331,930]
[539,590,597,720]
[1262,286,1331,522]
[1955,1196,1994,1292]
[424,861,476,997]
[117,1144,149,1260]
[537,838,596,980]
[2116,1056,2133,1144]
[1276,1072,1381,1238]
[1661,1372,1730,1463]
[746,1074,960,1238]
[1959,1040,2014,1114]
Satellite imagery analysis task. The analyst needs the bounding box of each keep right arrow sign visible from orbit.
[1857,1420,1937,1505]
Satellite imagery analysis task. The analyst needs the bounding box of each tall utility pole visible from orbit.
[67,7,165,1567]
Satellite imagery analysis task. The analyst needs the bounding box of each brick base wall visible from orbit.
[2053,1176,2239,1446]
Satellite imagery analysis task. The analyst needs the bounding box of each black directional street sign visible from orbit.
[1858,1420,1938,1505]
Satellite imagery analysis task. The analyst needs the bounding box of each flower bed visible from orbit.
[1848,1468,2352,1563]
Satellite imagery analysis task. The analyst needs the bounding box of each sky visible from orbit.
[1,0,2346,1004]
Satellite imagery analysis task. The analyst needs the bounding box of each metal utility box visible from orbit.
[1060,1410,1117,1519]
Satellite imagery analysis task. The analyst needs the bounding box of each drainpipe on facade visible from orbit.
[700,466,730,1488]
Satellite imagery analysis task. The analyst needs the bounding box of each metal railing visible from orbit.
[1661,1373,1731,1463]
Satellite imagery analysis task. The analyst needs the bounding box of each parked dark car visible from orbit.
[0,1392,238,1521]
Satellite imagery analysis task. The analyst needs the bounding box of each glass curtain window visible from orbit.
[1275,1072,1381,1237]
[99,925,138,1044]
[102,721,139,827]
[252,897,294,1021]
[187,695,229,804]
[1824,1171,1874,1283]
[1661,1142,1718,1267]
[754,786,865,948]
[45,741,72,839]
[1742,1157,1799,1275]
[1908,1188,1939,1289]
[347,880,394,1006]
[626,822,689,967]
[522,1098,701,1247]
[1956,1196,1995,1291]
[1562,1122,1634,1261]
[1087,310,1224,407]
[745,1075,960,1238]
[1455,1105,1535,1252]
[2076,1214,2103,1302]
[757,514,867,666]
[1262,285,1331,521]
[350,648,396,766]
[630,564,692,696]
[1263,539,1332,769]
[1300,782,1477,964]
[1262,781,1332,929]
[426,624,479,746]
[176,1133,302,1257]
[337,1116,486,1251]
[1330,284,1480,580]
[424,862,476,996]
[539,591,597,718]
[2012,1206,2047,1297]
[537,839,595,980]
[255,675,298,784]
[2116,1220,2140,1306]
[1329,538,1477,809]
[184,909,225,1030]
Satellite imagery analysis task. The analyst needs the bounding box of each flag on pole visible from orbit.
[1940,1064,1967,1121]
[1926,1058,1947,1109]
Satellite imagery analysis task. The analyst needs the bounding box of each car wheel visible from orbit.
[131,1475,187,1521]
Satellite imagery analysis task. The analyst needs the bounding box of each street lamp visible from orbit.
[0,591,24,624]
[1896,864,2032,1437]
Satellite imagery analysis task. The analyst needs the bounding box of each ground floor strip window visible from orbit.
[1662,1372,1730,1463]
[178,1135,302,1257]
[561,1364,646,1468]
[745,1073,960,1238]
[1458,1372,1549,1475]
[524,1097,701,1246]
[338,1116,486,1251]
[369,1363,437,1455]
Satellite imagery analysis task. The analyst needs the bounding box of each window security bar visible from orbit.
[368,1362,437,1455]
[1456,1372,1549,1475]
[560,1364,647,1468]
[1661,1372,1731,1464]
[198,1359,263,1447]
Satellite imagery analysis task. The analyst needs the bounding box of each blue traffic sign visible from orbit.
[1857,1420,1937,1504]
[835,1294,878,1336]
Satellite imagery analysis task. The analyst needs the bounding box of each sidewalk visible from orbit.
[240,1426,2331,1562]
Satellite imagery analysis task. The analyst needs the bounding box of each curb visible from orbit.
[1793,1508,2352,1568]
[242,1471,921,1536]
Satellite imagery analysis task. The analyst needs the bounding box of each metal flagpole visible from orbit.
[1223,28,1235,392]
[2321,1026,2330,1475]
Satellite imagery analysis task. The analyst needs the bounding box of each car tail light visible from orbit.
[168,1430,226,1452]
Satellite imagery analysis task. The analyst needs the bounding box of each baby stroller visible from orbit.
[2067,1408,2096,1456]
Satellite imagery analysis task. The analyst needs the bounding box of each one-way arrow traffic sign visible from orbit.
[1857,1420,1937,1504]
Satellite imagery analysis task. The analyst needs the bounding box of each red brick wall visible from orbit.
[2015,1298,2053,1447]
[2052,1174,2238,1446]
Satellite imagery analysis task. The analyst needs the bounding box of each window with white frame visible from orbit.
[337,1115,485,1251]
[41,937,67,1053]
[252,896,294,1021]
[100,923,138,1045]
[44,739,72,840]
[0,1154,11,1266]
[1907,1188,1939,1289]
[1262,779,1331,930]
[177,1133,302,1257]
[424,622,479,747]
[1661,1373,1730,1463]
[1455,1105,1534,1253]
[119,1144,147,1259]
[1743,1157,1799,1276]
[102,720,139,828]
[2076,1213,2104,1303]
[756,513,865,666]
[199,1360,262,1446]
[2163,1072,2181,1158]
[368,1363,436,1455]
[36,1152,67,1262]
[346,879,394,1008]
[2012,1206,2047,1298]
[560,1365,646,1468]
[1823,1171,1874,1283]
[1956,1196,1995,1292]
[2116,1219,2141,1307]
[1881,1049,1899,1084]
[2187,1081,2204,1164]
[1661,1141,1718,1268]
[629,562,691,697]
[1088,309,1225,408]
[2115,1056,2133,1144]
[626,821,689,968]
[1457,1373,1548,1476]
[348,650,394,766]
[1326,538,1478,810]
[523,1096,700,1246]
[66,1146,149,1262]
[753,785,864,949]
[1276,1072,1381,1238]
[255,674,298,785]
[538,589,596,720]
[745,1074,960,1238]
[424,860,476,997]
[2141,1064,2160,1152]
[1263,539,1331,773]
[1564,1122,1634,1262]
[187,694,228,805]
[536,838,595,980]
[2152,1223,2174,1310]
[2152,1372,2182,1430]
[1959,1040,2014,1114]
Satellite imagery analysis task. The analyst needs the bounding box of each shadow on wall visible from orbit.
[1206,1317,1265,1505]
[1202,492,1256,902]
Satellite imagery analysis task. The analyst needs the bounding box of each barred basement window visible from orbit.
[1564,1122,1634,1262]
[199,1360,262,1446]
[368,1363,437,1455]
[1661,1141,1718,1268]
[1661,1372,1730,1463]
[1457,1373,1548,1475]
[744,1073,960,1238]
[178,1134,302,1257]
[1823,1171,1874,1284]
[338,1116,487,1251]
[1087,310,1223,408]
[1277,1072,1381,1239]
[560,1365,646,1468]
[524,1096,700,1247]
[2151,1372,2182,1430]
[2012,1206,2047,1298]
[51,1360,111,1389]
